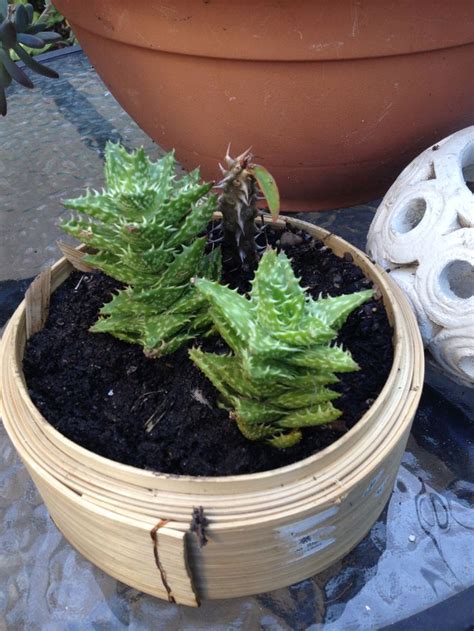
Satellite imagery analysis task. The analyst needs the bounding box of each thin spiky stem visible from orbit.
[217,148,259,270]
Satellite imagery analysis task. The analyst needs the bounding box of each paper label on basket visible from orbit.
[276,507,338,559]
[363,469,386,498]
[295,528,336,557]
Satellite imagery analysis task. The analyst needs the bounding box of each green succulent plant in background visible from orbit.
[0,0,61,115]
[62,142,221,357]
[190,249,373,448]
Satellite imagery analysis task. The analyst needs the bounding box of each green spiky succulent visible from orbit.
[0,1,61,116]
[62,142,221,357]
[190,249,373,448]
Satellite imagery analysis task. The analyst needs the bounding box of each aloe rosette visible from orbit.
[62,142,220,357]
[190,249,373,448]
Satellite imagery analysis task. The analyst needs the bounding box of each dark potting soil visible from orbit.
[23,223,393,476]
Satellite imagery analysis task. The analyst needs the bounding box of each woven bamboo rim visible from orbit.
[0,217,424,605]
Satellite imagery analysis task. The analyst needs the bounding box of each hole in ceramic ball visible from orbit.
[391,198,426,234]
[459,356,474,381]
[439,260,474,299]
[461,141,474,193]
[462,165,474,193]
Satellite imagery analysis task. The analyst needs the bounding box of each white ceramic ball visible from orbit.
[367,127,474,387]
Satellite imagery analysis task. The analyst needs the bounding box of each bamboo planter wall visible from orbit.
[0,218,424,607]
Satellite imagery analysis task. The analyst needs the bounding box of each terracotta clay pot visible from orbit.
[54,1,474,210]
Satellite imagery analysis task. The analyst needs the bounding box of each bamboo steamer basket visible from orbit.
[0,217,424,607]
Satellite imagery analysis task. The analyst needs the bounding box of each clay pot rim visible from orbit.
[72,24,474,62]
[58,0,474,63]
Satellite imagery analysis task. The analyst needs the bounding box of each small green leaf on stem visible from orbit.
[252,164,280,220]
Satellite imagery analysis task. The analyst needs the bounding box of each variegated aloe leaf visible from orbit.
[190,249,373,448]
[62,143,220,357]
[193,277,254,354]
[251,248,305,328]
